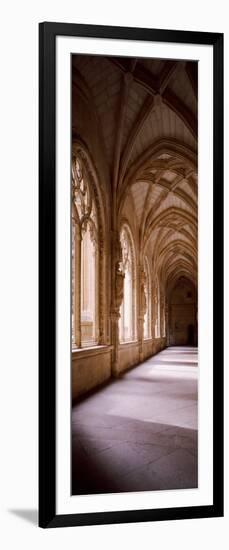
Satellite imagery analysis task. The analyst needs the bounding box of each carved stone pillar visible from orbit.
[111,266,125,376]
[74,224,81,348]
[195,303,198,346]
[165,299,169,345]
[110,312,120,376]
[160,292,165,339]
[100,238,108,345]
[152,289,157,339]
[94,244,100,344]
[138,266,147,361]
[110,231,124,376]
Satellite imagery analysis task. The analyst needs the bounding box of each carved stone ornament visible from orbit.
[140,269,147,315]
[142,288,147,316]
[115,263,125,311]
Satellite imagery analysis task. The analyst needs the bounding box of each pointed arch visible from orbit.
[72,143,107,347]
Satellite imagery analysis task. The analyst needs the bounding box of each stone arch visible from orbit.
[72,141,109,346]
[167,277,197,346]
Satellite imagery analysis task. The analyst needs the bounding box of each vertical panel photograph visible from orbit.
[71,54,198,496]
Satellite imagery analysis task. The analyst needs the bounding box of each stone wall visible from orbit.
[72,338,167,399]
[72,346,112,400]
[117,341,140,374]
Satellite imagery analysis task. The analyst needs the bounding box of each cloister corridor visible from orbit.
[72,347,198,494]
[71,53,198,494]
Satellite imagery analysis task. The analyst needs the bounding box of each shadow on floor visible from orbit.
[150,360,198,367]
[9,509,38,526]
[72,414,198,495]
[72,347,198,496]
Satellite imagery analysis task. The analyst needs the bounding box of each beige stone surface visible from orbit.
[72,347,112,400]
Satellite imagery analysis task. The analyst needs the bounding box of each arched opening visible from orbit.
[72,153,100,348]
[80,222,97,344]
[168,277,197,346]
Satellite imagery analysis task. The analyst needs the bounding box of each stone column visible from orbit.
[138,265,146,362]
[165,299,169,345]
[94,244,100,344]
[152,288,157,339]
[100,238,108,345]
[160,292,165,339]
[195,303,198,346]
[110,231,124,376]
[110,310,121,376]
[74,225,81,348]
[168,303,173,345]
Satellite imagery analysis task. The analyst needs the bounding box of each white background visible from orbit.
[0,0,228,548]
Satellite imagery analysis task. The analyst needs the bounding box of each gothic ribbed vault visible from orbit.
[72,54,198,398]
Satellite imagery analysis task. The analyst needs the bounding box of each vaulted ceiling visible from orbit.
[72,54,198,293]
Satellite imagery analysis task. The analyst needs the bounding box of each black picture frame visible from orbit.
[39,22,224,528]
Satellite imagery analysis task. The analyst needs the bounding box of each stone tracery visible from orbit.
[71,149,107,349]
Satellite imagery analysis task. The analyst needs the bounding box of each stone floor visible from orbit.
[72,346,198,495]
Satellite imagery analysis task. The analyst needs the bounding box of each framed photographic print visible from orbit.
[39,22,224,528]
